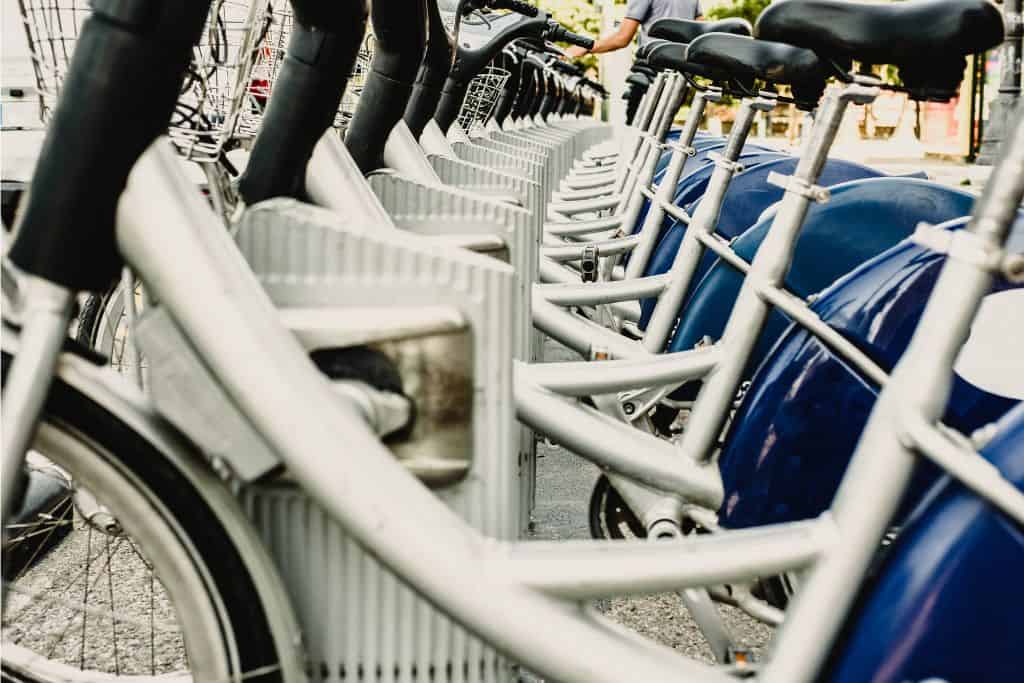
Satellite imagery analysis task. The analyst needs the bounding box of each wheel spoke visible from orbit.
[150,560,156,676]
[6,521,110,628]
[105,534,121,675]
[6,498,73,580]
[78,525,92,668]
[37,532,132,664]
[6,580,182,639]
[4,412,249,680]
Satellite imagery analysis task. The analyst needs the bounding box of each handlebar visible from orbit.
[545,22,595,50]
[460,0,539,17]
[550,59,584,77]
[493,0,539,17]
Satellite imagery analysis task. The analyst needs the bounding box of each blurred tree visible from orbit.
[705,0,770,24]
[536,0,608,72]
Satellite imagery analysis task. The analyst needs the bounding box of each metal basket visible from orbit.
[457,65,510,135]
[240,4,374,135]
[17,0,272,161]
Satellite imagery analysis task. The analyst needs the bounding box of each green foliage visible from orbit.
[705,0,771,25]
[537,0,602,72]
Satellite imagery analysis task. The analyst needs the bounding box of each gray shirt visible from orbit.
[625,0,702,46]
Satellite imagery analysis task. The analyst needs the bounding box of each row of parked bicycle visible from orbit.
[2,0,1022,682]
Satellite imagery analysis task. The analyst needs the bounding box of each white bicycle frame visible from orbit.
[534,89,774,353]
[5,6,1024,675]
[6,78,1021,683]
[513,81,882,516]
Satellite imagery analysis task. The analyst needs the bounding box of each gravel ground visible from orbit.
[4,515,186,675]
[516,340,774,681]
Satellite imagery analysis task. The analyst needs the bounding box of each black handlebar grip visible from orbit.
[495,0,539,17]
[548,24,594,50]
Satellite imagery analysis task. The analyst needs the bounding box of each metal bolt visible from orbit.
[622,402,636,415]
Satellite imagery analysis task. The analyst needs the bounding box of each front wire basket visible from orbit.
[18,0,272,162]
[457,65,510,135]
[241,3,374,136]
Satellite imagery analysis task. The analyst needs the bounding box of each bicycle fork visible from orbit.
[1,269,75,528]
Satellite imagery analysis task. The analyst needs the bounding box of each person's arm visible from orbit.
[564,18,640,58]
[565,0,649,58]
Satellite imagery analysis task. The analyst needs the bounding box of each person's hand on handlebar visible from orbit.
[545,22,594,56]
[564,45,589,59]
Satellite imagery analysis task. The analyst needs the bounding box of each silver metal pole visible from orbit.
[1,275,75,520]
[764,99,1024,683]
[500,520,829,599]
[675,84,876,466]
[642,95,773,352]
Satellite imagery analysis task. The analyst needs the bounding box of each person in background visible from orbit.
[564,0,702,59]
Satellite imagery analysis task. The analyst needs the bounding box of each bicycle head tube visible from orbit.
[434,10,550,132]
[238,0,370,205]
[403,0,454,140]
[345,0,429,173]
[7,0,211,292]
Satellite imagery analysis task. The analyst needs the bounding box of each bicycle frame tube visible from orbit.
[624,88,718,279]
[677,83,877,467]
[115,138,843,683]
[651,75,687,142]
[537,88,768,351]
[382,119,445,184]
[0,274,74,522]
[305,131,395,224]
[534,93,773,355]
[517,85,895,512]
[115,127,1005,683]
[764,94,1024,683]
[642,93,777,352]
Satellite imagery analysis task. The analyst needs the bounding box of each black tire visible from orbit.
[73,279,148,381]
[588,474,647,540]
[754,576,795,611]
[74,291,109,347]
[2,353,284,682]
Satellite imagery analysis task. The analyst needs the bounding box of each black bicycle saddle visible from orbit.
[633,63,657,79]
[647,41,735,85]
[635,38,668,61]
[756,0,1004,100]
[625,71,652,88]
[686,32,829,107]
[649,17,752,45]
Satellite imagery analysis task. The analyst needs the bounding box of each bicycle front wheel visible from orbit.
[2,368,284,683]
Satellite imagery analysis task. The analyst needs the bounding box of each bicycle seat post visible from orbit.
[680,80,879,467]
[642,90,779,353]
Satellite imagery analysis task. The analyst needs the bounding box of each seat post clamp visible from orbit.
[766,171,830,203]
[664,142,697,157]
[708,152,745,174]
[912,223,1022,281]
[580,244,599,282]
[751,92,779,111]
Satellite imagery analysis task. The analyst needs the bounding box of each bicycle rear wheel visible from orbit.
[2,364,283,683]
[75,278,145,381]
